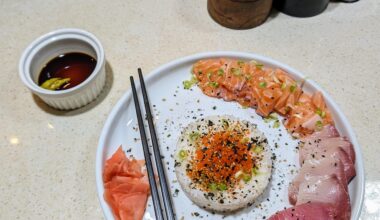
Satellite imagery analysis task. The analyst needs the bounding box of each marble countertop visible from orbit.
[1,0,379,219]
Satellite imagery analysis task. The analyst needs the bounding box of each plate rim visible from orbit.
[95,51,365,220]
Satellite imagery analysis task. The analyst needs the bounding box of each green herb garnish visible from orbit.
[241,137,250,144]
[315,120,323,131]
[242,174,252,183]
[273,120,281,128]
[259,81,267,88]
[208,81,219,88]
[315,108,326,118]
[217,69,224,76]
[255,63,264,69]
[254,146,263,154]
[231,68,241,76]
[264,113,278,123]
[183,75,198,89]
[290,84,297,93]
[281,83,287,90]
[209,183,217,191]
[178,150,187,159]
[217,183,227,191]
[189,132,200,142]
[252,167,260,175]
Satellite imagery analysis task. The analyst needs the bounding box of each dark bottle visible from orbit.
[274,0,359,18]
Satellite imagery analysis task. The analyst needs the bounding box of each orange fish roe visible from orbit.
[187,129,255,191]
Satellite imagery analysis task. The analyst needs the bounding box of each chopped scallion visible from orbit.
[315,108,326,118]
[217,69,224,76]
[252,167,259,175]
[179,150,187,159]
[255,63,264,69]
[273,120,280,128]
[237,60,245,66]
[189,132,200,142]
[241,137,250,144]
[209,183,217,191]
[183,74,198,89]
[259,81,267,88]
[281,83,287,90]
[208,81,219,88]
[231,68,241,76]
[290,84,297,93]
[218,183,227,191]
[254,146,263,154]
[315,120,323,131]
[264,113,277,122]
[242,174,252,183]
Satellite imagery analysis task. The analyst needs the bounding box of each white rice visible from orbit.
[174,115,272,212]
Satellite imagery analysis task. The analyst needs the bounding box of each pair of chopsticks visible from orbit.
[130,69,175,220]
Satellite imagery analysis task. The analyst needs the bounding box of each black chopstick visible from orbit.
[130,76,164,220]
[138,68,176,220]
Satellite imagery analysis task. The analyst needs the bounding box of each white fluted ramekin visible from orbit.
[19,28,106,110]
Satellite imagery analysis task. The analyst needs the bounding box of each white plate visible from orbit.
[96,51,364,220]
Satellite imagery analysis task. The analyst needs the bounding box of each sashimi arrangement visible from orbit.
[100,57,357,220]
[191,58,333,138]
[191,58,356,219]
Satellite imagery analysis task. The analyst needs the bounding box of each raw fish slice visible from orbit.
[288,152,347,205]
[299,137,356,182]
[300,137,355,163]
[296,175,351,220]
[301,125,339,142]
[192,58,334,136]
[268,202,336,220]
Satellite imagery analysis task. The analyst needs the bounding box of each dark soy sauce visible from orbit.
[38,52,97,90]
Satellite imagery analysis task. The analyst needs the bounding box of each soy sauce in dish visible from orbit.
[38,52,97,91]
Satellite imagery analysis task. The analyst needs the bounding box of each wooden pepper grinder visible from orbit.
[208,0,273,30]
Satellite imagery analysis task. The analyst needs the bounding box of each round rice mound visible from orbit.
[174,115,272,212]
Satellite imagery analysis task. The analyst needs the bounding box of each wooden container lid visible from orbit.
[208,0,273,30]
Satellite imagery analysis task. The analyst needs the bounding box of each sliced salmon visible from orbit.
[192,58,334,137]
[103,146,150,220]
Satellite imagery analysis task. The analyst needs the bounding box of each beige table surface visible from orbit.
[1,0,379,219]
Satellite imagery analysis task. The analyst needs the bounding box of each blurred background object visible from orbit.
[208,0,273,29]
[274,0,359,17]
